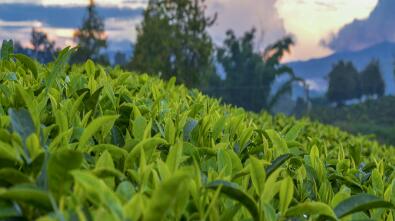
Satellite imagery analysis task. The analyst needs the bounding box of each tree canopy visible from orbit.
[327,61,360,106]
[214,29,296,112]
[360,59,385,98]
[71,0,108,64]
[129,0,217,88]
[30,28,56,63]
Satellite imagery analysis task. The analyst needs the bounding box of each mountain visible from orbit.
[287,41,395,96]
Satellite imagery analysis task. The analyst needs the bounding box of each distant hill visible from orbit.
[287,41,395,96]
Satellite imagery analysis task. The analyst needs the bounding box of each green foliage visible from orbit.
[309,96,395,145]
[207,180,259,220]
[13,53,39,79]
[326,59,385,106]
[0,47,395,220]
[334,194,394,218]
[1,39,13,61]
[129,0,217,88]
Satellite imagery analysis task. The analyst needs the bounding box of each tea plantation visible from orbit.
[1,46,395,221]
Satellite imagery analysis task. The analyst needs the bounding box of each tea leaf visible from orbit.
[85,59,96,77]
[212,116,226,139]
[78,115,118,149]
[48,149,83,196]
[71,170,124,220]
[334,194,394,218]
[8,108,36,163]
[1,39,13,60]
[265,153,292,177]
[286,202,337,220]
[279,177,294,214]
[207,180,259,221]
[14,54,38,79]
[144,172,190,221]
[0,186,52,210]
[46,47,74,91]
[265,129,288,156]
[0,168,32,185]
[249,156,266,195]
[284,122,304,141]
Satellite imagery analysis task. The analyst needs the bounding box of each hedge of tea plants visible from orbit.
[1,45,395,221]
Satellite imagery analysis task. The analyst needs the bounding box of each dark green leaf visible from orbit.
[334,194,394,218]
[84,87,103,113]
[48,149,83,196]
[0,186,52,210]
[207,180,259,221]
[265,153,292,177]
[8,108,36,163]
[0,168,32,185]
[0,199,20,219]
[1,40,13,60]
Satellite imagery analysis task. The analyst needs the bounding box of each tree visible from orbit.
[360,59,385,98]
[71,0,108,64]
[327,61,360,106]
[114,51,127,67]
[31,28,55,54]
[129,0,217,88]
[215,29,296,112]
[30,28,56,63]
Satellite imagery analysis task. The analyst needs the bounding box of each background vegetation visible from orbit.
[307,96,395,145]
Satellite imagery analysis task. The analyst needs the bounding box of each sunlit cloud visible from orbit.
[207,0,287,51]
[277,0,378,61]
[0,0,380,61]
[326,0,395,52]
[0,20,42,28]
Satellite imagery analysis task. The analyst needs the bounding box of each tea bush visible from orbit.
[1,46,395,220]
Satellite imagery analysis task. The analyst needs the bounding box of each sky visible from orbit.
[0,0,390,61]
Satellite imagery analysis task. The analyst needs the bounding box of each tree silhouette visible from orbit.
[31,28,55,55]
[114,51,127,67]
[129,0,217,88]
[30,28,56,63]
[216,29,296,112]
[72,0,108,64]
[327,61,360,106]
[360,59,385,98]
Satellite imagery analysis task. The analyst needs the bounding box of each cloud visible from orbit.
[207,0,288,49]
[0,3,142,50]
[0,0,147,8]
[1,0,288,56]
[326,0,395,52]
[105,17,140,51]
